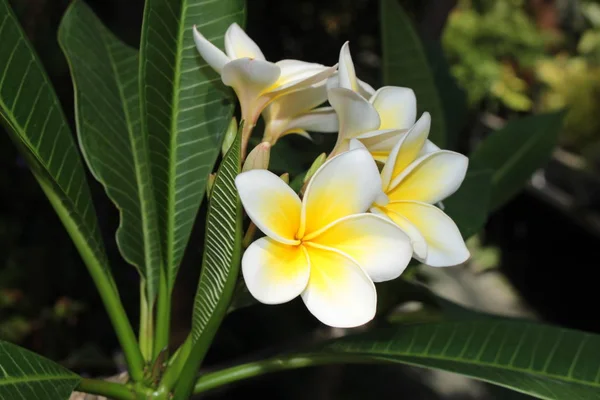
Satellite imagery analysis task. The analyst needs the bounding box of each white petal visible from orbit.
[349,138,367,151]
[301,148,381,237]
[286,107,339,133]
[263,83,328,122]
[328,87,380,141]
[224,22,266,60]
[371,206,427,260]
[193,25,231,73]
[327,73,376,99]
[370,86,417,130]
[271,61,337,95]
[388,150,468,204]
[302,246,376,328]
[380,112,430,191]
[419,139,440,156]
[338,42,360,92]
[235,169,301,244]
[222,58,280,124]
[310,214,412,282]
[356,128,405,163]
[385,201,470,267]
[242,238,310,304]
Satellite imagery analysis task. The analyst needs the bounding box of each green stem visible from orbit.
[77,378,136,400]
[37,178,145,382]
[153,271,171,359]
[159,334,193,391]
[192,354,373,394]
[139,280,154,362]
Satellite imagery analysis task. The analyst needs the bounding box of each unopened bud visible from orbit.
[279,173,290,184]
[303,153,326,183]
[221,117,238,156]
[242,141,271,172]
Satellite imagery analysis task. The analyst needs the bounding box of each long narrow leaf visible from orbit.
[381,0,446,147]
[0,0,108,275]
[139,0,245,284]
[174,123,243,398]
[0,340,80,399]
[58,0,162,299]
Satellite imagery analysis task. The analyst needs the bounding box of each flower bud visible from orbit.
[279,173,290,184]
[303,152,326,183]
[242,141,271,172]
[221,116,238,156]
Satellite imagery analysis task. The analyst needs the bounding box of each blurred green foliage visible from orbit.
[443,0,546,112]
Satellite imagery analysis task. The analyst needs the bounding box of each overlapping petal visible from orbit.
[380,112,430,190]
[372,206,428,260]
[193,25,230,73]
[302,246,376,328]
[310,214,412,282]
[242,238,310,304]
[224,22,266,60]
[235,169,301,244]
[370,86,417,130]
[301,148,382,236]
[385,201,470,267]
[387,150,468,204]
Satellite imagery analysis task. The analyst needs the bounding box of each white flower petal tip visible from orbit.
[338,42,359,92]
[385,202,470,267]
[242,238,310,304]
[302,246,376,328]
[225,22,266,60]
[193,25,230,73]
[311,213,413,283]
[235,169,301,244]
[370,86,417,130]
[301,147,382,236]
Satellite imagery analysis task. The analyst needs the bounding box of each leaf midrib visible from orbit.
[0,374,77,387]
[166,0,188,281]
[101,19,161,286]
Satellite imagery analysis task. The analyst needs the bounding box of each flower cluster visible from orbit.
[194,23,470,328]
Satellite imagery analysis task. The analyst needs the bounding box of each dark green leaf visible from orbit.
[381,0,446,147]
[0,0,108,273]
[175,122,243,398]
[58,0,162,299]
[444,169,493,239]
[321,319,600,400]
[139,0,245,284]
[0,340,80,399]
[470,112,564,211]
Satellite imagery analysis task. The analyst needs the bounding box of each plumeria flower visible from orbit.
[235,148,412,328]
[261,83,338,145]
[356,112,470,267]
[193,23,337,154]
[327,42,424,161]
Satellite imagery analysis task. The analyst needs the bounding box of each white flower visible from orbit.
[360,112,470,267]
[235,148,412,328]
[327,42,424,161]
[193,23,336,154]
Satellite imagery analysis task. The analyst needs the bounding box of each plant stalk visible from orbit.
[139,280,154,362]
[153,270,171,359]
[77,378,136,400]
[192,354,373,394]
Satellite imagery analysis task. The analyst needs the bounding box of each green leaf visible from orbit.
[0,340,80,399]
[320,319,600,400]
[0,0,108,273]
[470,112,564,212]
[443,169,493,239]
[380,0,446,147]
[174,123,243,398]
[139,0,245,283]
[58,0,162,300]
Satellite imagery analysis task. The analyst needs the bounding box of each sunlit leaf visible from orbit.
[139,0,245,284]
[470,112,564,211]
